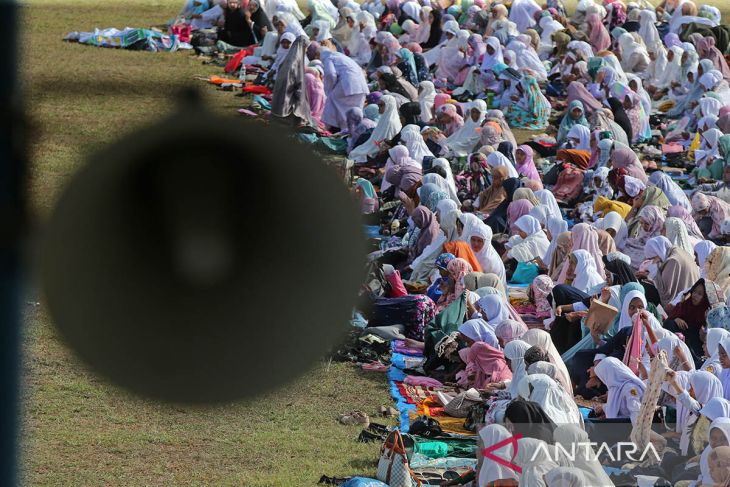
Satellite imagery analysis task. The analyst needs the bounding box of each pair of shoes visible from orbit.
[378,405,399,417]
[338,411,370,426]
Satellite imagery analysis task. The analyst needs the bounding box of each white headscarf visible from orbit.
[553,425,615,487]
[506,40,548,81]
[444,99,487,157]
[508,215,551,263]
[618,32,650,73]
[664,218,694,256]
[504,339,531,398]
[521,328,573,396]
[623,175,646,198]
[695,128,723,168]
[270,31,297,72]
[436,198,460,241]
[699,418,730,485]
[601,211,628,248]
[700,397,730,421]
[695,240,717,276]
[543,216,569,264]
[701,328,729,376]
[508,0,541,33]
[480,36,504,71]
[517,374,583,426]
[399,124,433,165]
[418,81,436,123]
[348,95,402,162]
[594,357,645,419]
[514,438,559,487]
[648,171,691,210]
[477,294,511,327]
[535,190,561,219]
[478,424,519,485]
[618,289,649,330]
[656,45,684,88]
[432,158,460,203]
[566,124,591,151]
[570,249,605,293]
[638,9,661,54]
[645,235,674,262]
[458,318,500,346]
[466,221,507,282]
[486,151,519,178]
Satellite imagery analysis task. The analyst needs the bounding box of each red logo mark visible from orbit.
[481,433,523,474]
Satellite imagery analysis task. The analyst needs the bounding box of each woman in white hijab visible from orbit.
[444,100,487,157]
[696,418,730,486]
[476,294,512,329]
[480,36,504,72]
[506,215,551,264]
[348,95,401,162]
[399,124,432,166]
[566,124,591,151]
[504,339,531,398]
[594,357,645,423]
[418,81,436,124]
[653,45,684,90]
[535,190,561,219]
[432,158,460,204]
[553,425,615,487]
[508,0,541,33]
[600,211,628,249]
[543,216,569,265]
[664,217,695,256]
[465,221,507,283]
[268,32,296,74]
[486,151,519,178]
[702,328,729,377]
[349,11,375,65]
[649,171,691,211]
[538,16,564,56]
[521,328,573,395]
[435,20,465,82]
[695,240,717,277]
[478,424,519,486]
[618,32,650,74]
[517,374,583,426]
[695,128,723,172]
[566,249,605,293]
[506,39,548,82]
[638,9,661,54]
[514,437,559,487]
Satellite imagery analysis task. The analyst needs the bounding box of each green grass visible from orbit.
[21,1,393,485]
[20,0,730,485]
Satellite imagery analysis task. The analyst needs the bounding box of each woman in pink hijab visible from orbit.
[515,145,541,182]
[433,93,450,111]
[611,142,648,183]
[696,37,730,82]
[305,69,326,124]
[692,193,730,239]
[507,200,534,236]
[437,104,464,136]
[461,342,512,389]
[557,223,606,283]
[587,13,610,52]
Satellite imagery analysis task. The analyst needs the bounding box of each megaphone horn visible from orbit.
[39,93,366,403]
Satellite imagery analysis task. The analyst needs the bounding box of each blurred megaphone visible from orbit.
[39,92,365,403]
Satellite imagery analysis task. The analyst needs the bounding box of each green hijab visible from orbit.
[588,57,605,81]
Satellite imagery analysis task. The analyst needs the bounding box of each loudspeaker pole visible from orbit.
[0,0,25,484]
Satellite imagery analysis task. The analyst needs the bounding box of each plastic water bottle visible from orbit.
[239,63,246,83]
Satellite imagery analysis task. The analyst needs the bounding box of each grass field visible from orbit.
[21,1,392,485]
[19,0,730,485]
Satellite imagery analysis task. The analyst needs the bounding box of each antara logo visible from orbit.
[482,435,661,473]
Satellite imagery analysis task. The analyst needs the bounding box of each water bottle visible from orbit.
[239,63,246,83]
